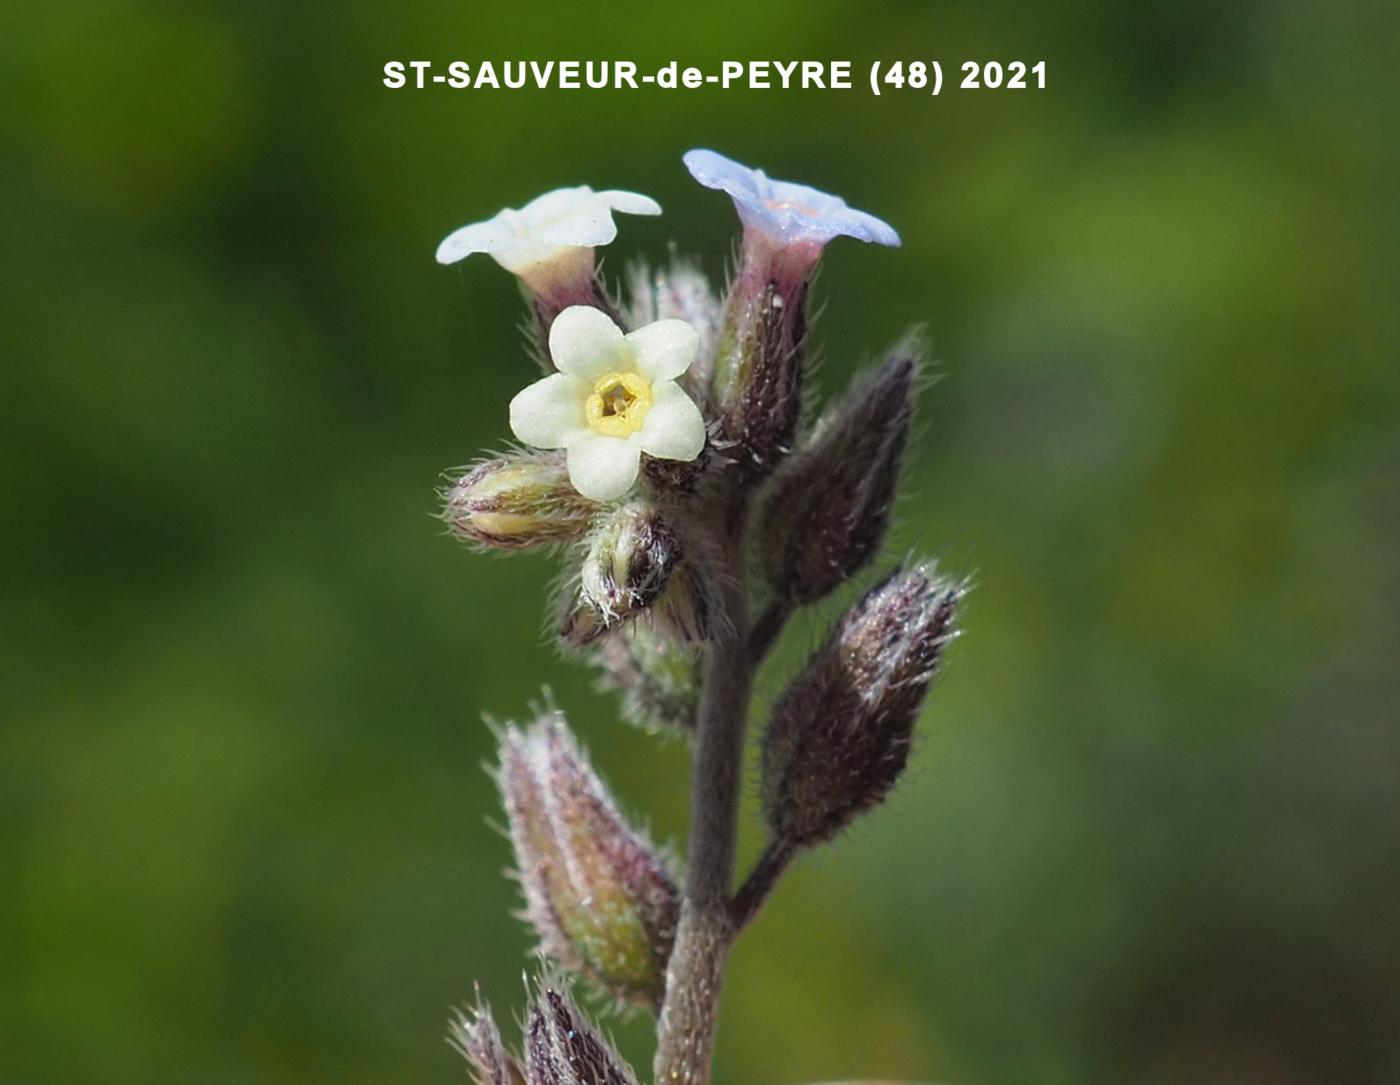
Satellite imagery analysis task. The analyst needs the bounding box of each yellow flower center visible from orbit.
[585,371,652,437]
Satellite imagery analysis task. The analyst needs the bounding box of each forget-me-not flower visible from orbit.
[509,306,707,501]
[436,186,661,291]
[682,149,900,250]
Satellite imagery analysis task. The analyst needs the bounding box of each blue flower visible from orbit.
[683,149,900,249]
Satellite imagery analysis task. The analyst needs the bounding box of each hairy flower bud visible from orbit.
[625,257,722,402]
[443,453,600,550]
[499,712,680,1008]
[651,559,721,643]
[762,564,960,849]
[598,623,701,733]
[524,982,639,1085]
[563,504,682,645]
[709,230,812,479]
[450,999,522,1085]
[622,261,721,496]
[759,352,917,604]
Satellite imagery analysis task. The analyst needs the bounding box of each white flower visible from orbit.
[435,186,661,275]
[509,307,707,501]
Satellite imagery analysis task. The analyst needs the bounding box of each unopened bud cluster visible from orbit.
[433,148,968,1085]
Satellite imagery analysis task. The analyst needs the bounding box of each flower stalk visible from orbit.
[654,498,752,1084]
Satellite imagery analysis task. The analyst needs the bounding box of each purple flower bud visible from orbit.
[762,564,961,849]
[498,712,680,1008]
[449,998,521,1085]
[524,982,638,1085]
[597,623,700,734]
[443,453,601,550]
[706,230,810,479]
[759,353,917,604]
[563,504,682,645]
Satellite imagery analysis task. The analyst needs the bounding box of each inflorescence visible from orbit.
[435,148,964,1085]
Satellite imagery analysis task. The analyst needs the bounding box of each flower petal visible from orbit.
[597,189,663,217]
[637,381,706,462]
[682,149,761,202]
[509,373,588,449]
[625,319,699,382]
[566,434,641,501]
[535,203,618,249]
[827,204,901,247]
[435,213,518,265]
[549,305,627,380]
[518,186,594,225]
[438,186,664,272]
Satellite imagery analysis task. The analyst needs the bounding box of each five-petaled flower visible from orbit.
[683,148,900,250]
[509,306,707,501]
[435,185,661,289]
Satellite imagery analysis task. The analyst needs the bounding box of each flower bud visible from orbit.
[625,256,721,402]
[562,504,682,645]
[762,564,961,849]
[443,453,600,550]
[709,230,811,479]
[759,353,916,605]
[525,981,639,1085]
[597,622,701,734]
[449,999,521,1085]
[649,560,718,643]
[499,712,679,1008]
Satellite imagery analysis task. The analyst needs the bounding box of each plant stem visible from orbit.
[729,839,795,931]
[654,502,752,1085]
[747,597,792,662]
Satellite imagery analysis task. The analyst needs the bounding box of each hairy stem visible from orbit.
[654,502,751,1085]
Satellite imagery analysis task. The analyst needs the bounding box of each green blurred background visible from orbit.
[3,2,1397,1083]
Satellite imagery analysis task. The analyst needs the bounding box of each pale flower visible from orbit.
[435,186,661,279]
[683,148,900,249]
[509,307,706,501]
